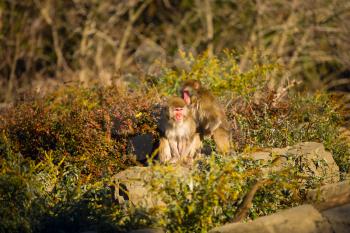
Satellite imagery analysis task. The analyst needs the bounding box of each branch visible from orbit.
[34,0,70,74]
[233,179,271,222]
[6,35,20,102]
[204,0,214,57]
[114,0,153,70]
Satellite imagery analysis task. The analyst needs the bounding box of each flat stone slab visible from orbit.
[128,228,164,233]
[308,181,350,210]
[322,203,350,233]
[307,181,350,202]
[209,205,332,233]
[248,142,340,184]
[113,166,190,207]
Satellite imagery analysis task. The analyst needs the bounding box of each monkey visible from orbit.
[158,97,202,165]
[181,79,231,154]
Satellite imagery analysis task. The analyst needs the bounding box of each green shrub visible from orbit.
[157,51,350,173]
[138,155,306,232]
[157,51,277,99]
[0,132,130,233]
[0,50,349,233]
[229,91,350,173]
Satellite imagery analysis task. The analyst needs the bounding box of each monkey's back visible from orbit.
[196,88,230,130]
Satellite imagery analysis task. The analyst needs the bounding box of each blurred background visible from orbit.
[1,0,350,103]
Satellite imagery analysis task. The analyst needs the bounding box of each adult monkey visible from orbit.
[181,79,231,154]
[158,97,202,164]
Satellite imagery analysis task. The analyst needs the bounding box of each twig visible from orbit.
[233,179,272,222]
[6,35,20,102]
[34,0,70,74]
[114,0,153,70]
[204,0,214,57]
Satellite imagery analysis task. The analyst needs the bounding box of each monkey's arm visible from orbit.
[198,98,224,136]
[212,127,231,154]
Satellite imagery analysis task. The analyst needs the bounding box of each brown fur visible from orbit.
[181,80,231,154]
[159,97,202,164]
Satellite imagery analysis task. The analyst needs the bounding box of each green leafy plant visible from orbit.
[229,91,350,174]
[0,50,349,233]
[157,51,277,99]
[140,155,306,232]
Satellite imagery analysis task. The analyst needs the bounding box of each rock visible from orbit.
[307,181,350,203]
[249,142,340,184]
[128,228,164,233]
[209,204,333,233]
[113,166,157,207]
[249,151,271,161]
[287,142,339,183]
[113,166,190,208]
[322,203,350,233]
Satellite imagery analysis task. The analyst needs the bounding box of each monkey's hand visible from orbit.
[169,140,181,160]
[168,158,180,164]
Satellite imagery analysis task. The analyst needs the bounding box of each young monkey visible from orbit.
[158,97,202,165]
[181,79,231,154]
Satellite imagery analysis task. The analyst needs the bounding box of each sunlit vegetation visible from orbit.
[1,51,349,232]
[1,1,350,232]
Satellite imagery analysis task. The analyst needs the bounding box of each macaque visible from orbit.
[181,79,231,154]
[158,97,202,164]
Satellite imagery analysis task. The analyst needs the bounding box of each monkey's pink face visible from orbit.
[182,90,191,105]
[174,107,184,122]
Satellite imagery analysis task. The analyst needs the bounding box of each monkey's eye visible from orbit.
[175,108,183,111]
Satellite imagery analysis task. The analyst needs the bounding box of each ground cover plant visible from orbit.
[0,51,349,233]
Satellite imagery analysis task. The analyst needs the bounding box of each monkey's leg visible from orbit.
[200,116,221,137]
[189,133,202,159]
[176,139,189,164]
[169,140,181,163]
[182,134,202,163]
[177,139,186,157]
[212,127,231,155]
[159,138,172,163]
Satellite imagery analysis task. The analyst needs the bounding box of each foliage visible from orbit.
[157,51,277,99]
[0,86,160,181]
[0,144,307,233]
[0,50,349,232]
[0,137,130,233]
[229,90,350,173]
[146,155,303,232]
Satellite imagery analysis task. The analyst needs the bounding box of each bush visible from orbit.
[158,51,350,173]
[228,91,350,173]
[0,86,161,181]
[0,50,349,233]
[157,51,276,99]
[146,155,303,232]
[0,139,127,233]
